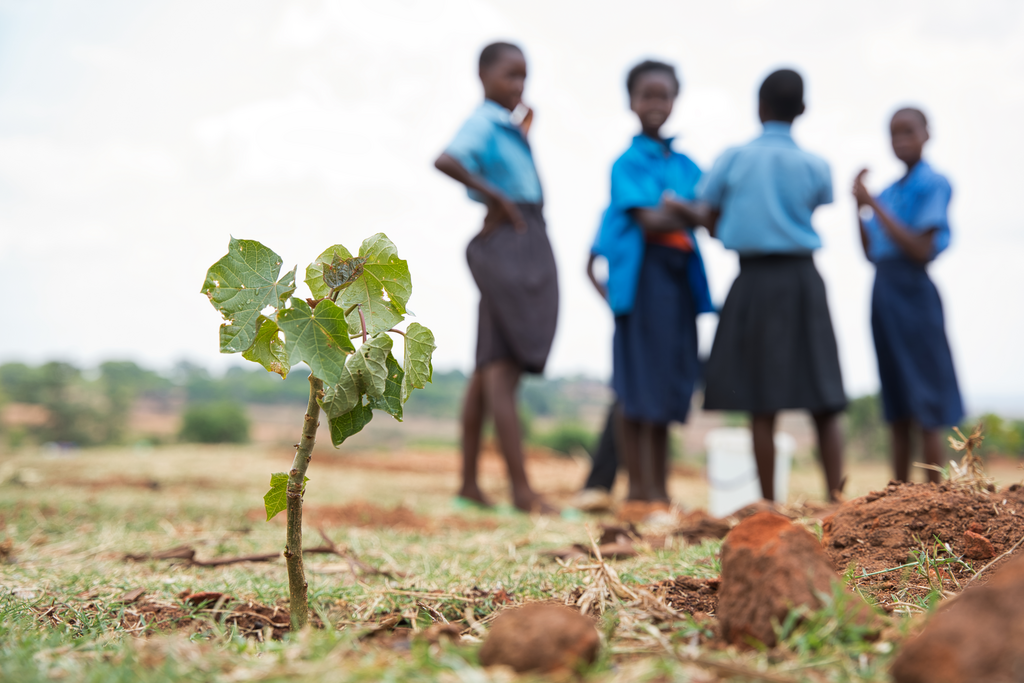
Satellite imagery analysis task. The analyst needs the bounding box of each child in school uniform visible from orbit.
[592,60,714,503]
[853,107,963,483]
[666,69,845,502]
[434,42,558,514]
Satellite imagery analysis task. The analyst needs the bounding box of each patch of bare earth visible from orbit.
[247,500,496,533]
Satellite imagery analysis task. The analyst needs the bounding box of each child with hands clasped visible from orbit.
[853,108,963,483]
[434,42,559,514]
[592,60,714,504]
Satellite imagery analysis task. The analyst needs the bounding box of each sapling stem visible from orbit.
[283,373,323,630]
[357,304,367,343]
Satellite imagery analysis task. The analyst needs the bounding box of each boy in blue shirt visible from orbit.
[853,107,963,483]
[435,42,558,514]
[667,69,845,503]
[592,60,713,503]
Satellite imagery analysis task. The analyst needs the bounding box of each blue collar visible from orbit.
[632,134,675,157]
[761,121,793,137]
[480,99,518,130]
[899,158,932,186]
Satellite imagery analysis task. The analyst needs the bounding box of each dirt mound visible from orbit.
[822,482,1024,595]
[717,512,879,648]
[248,501,496,532]
[648,576,719,616]
[890,554,1024,683]
[479,603,600,674]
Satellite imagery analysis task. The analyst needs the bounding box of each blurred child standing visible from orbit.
[853,108,963,483]
[434,42,558,514]
[667,69,845,502]
[592,60,714,503]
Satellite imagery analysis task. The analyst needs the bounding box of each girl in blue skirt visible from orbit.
[593,60,714,502]
[853,107,964,483]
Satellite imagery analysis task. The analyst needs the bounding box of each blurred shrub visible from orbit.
[963,414,1024,457]
[531,422,596,456]
[179,401,250,444]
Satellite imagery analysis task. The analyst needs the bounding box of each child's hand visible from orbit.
[481,195,527,237]
[852,169,872,207]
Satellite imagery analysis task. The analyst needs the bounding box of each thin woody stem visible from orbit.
[284,373,323,630]
[358,304,367,343]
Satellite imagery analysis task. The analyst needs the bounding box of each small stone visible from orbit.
[962,530,995,560]
[478,603,600,674]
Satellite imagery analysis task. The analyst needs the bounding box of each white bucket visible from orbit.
[705,427,795,517]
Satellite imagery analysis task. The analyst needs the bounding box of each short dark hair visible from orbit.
[627,60,680,96]
[893,107,928,129]
[479,42,523,70]
[759,69,804,121]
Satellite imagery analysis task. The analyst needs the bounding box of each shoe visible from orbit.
[570,488,614,512]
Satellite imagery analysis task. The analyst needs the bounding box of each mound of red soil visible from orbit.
[248,501,496,532]
[890,554,1024,683]
[822,482,1024,595]
[717,512,879,648]
[479,603,600,674]
[648,575,720,616]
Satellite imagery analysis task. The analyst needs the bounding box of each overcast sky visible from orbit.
[1,0,1022,413]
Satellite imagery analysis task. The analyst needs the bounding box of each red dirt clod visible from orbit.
[718,512,878,648]
[890,553,1024,683]
[478,603,600,674]
[962,530,995,560]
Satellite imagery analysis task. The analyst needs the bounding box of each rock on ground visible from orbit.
[718,511,878,647]
[478,603,600,674]
[891,553,1024,683]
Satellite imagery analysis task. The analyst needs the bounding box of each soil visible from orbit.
[478,603,601,674]
[821,481,1024,600]
[890,553,1024,683]
[247,501,497,533]
[647,576,720,617]
[717,512,879,648]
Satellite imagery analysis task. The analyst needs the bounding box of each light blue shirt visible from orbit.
[443,99,543,204]
[864,159,952,263]
[592,135,713,315]
[698,121,832,254]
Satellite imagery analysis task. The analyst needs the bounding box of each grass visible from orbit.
[0,442,957,681]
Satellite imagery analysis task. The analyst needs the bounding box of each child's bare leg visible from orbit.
[812,410,844,502]
[752,413,777,501]
[458,369,491,506]
[921,426,943,485]
[482,359,555,513]
[649,423,670,502]
[891,418,912,482]
[620,413,646,501]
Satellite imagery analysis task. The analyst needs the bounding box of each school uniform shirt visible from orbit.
[862,159,952,262]
[592,134,713,316]
[443,99,542,205]
[698,121,832,254]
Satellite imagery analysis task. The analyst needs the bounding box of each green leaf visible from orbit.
[304,244,354,300]
[277,299,355,386]
[367,353,404,421]
[337,233,411,336]
[402,322,436,402]
[202,237,297,353]
[263,472,308,521]
[328,399,374,447]
[319,334,393,418]
[242,316,290,378]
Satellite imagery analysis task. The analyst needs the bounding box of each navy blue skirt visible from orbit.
[872,258,963,428]
[612,245,700,424]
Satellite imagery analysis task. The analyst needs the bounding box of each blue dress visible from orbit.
[593,135,710,424]
[864,160,963,428]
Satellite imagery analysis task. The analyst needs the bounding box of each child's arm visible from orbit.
[434,153,527,234]
[661,196,720,238]
[586,253,608,300]
[628,206,691,233]
[853,169,935,264]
